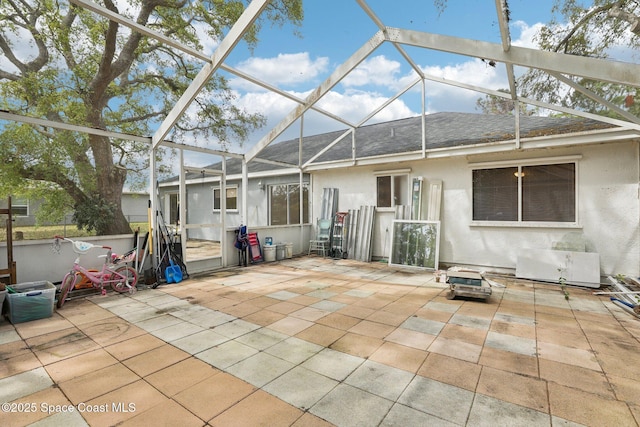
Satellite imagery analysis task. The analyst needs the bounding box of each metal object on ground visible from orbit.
[446,269,492,301]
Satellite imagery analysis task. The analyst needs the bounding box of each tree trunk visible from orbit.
[90,133,133,235]
[104,207,133,235]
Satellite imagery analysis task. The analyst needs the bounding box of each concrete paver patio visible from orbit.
[1,256,639,426]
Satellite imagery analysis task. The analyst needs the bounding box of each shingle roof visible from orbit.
[170,112,613,181]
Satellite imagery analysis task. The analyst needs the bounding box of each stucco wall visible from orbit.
[311,140,639,277]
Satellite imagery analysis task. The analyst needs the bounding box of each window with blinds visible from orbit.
[473,163,576,223]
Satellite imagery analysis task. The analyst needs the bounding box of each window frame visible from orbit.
[469,156,581,228]
[12,198,29,217]
[374,170,410,210]
[268,183,309,226]
[213,186,238,212]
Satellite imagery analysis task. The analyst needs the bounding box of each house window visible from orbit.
[473,162,576,223]
[377,175,408,208]
[12,198,28,217]
[269,184,309,225]
[214,187,238,211]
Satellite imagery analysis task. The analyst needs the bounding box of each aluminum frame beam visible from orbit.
[23,0,640,166]
[0,110,150,143]
[494,0,518,98]
[549,72,640,125]
[71,0,355,131]
[387,28,640,88]
[69,0,209,62]
[244,30,387,162]
[161,141,243,159]
[151,0,271,149]
[302,77,421,169]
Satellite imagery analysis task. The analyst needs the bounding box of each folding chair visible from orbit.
[308,218,331,256]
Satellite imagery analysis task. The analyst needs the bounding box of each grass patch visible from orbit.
[0,223,150,242]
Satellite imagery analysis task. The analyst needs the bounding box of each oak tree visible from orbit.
[518,0,640,116]
[0,0,302,234]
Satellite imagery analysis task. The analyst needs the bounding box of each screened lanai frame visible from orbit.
[2,0,640,270]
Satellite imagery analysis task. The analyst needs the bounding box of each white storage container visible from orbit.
[263,245,276,262]
[5,281,56,323]
[285,243,293,259]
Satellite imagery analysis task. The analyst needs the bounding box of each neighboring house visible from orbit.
[160,112,640,278]
[1,192,149,227]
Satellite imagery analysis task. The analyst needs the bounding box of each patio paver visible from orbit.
[0,256,638,427]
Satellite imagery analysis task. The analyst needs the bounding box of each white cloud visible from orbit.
[232,52,329,89]
[425,59,505,90]
[193,22,220,55]
[341,55,403,88]
[316,90,415,123]
[235,89,299,119]
[229,86,415,148]
[511,20,544,49]
[417,58,508,113]
[236,87,414,125]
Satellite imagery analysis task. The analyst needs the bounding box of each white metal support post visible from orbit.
[179,149,187,264]
[241,157,248,226]
[150,148,158,276]
[299,115,305,253]
[221,156,227,268]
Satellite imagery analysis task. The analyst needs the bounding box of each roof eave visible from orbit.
[302,127,640,171]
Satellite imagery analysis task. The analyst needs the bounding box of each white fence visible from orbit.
[1,235,137,284]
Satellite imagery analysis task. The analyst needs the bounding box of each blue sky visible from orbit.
[199,0,561,156]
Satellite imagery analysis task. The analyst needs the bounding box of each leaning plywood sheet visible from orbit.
[516,249,600,288]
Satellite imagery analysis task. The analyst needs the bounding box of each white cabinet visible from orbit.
[516,249,600,288]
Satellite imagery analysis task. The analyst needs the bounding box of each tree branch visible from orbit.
[20,163,88,206]
[0,0,49,75]
[554,4,616,53]
[608,2,640,35]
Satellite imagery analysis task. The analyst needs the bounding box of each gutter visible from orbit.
[158,167,304,187]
